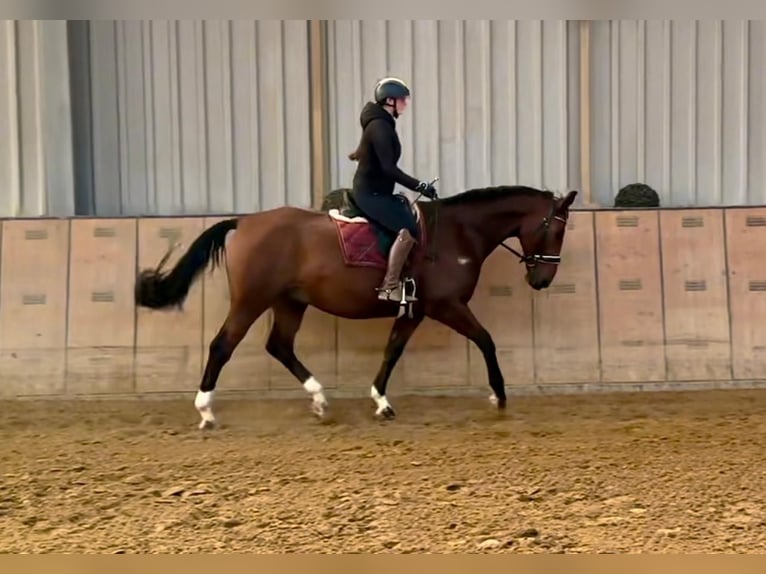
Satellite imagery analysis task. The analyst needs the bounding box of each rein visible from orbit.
[411,186,567,267]
[410,177,441,262]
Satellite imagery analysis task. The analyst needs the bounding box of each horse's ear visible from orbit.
[559,190,578,209]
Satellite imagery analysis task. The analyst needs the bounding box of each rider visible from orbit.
[348,77,438,302]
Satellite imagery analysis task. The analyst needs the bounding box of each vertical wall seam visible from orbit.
[637,19,646,184]
[741,21,750,204]
[662,21,671,203]
[610,21,620,196]
[8,21,21,215]
[509,20,518,185]
[687,21,699,203]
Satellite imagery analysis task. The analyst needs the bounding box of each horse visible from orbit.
[134,184,578,429]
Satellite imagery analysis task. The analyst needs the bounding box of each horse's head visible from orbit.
[433,185,578,291]
[515,189,577,290]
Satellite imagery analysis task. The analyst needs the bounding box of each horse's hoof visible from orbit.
[311,401,329,420]
[198,418,216,431]
[376,406,396,420]
[488,394,507,410]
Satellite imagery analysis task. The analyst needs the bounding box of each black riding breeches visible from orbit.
[351,191,419,240]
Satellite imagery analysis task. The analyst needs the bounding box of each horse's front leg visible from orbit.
[427,301,506,409]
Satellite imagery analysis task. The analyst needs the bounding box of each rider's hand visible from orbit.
[416,180,438,199]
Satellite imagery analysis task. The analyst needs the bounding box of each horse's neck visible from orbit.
[438,199,532,260]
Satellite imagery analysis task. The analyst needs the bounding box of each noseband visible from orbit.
[500,202,567,267]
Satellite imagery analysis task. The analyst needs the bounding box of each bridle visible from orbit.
[411,185,568,267]
[499,201,568,268]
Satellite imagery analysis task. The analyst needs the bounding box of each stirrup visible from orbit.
[376,280,418,319]
[376,279,417,303]
[376,285,402,302]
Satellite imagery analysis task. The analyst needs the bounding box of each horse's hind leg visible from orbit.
[266,297,329,419]
[195,300,261,430]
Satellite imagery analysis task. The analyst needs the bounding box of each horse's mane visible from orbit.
[435,185,556,207]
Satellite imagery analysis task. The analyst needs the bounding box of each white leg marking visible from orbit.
[195,390,216,429]
[303,376,328,417]
[489,394,499,406]
[370,385,392,416]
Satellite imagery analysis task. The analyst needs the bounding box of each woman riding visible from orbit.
[348,77,438,302]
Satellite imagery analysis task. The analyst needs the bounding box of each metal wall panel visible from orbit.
[80,20,313,216]
[590,20,765,207]
[9,19,766,218]
[0,21,75,217]
[326,20,581,200]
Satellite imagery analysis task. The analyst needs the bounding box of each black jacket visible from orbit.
[350,102,420,197]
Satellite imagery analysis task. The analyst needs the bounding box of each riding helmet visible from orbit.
[374,77,411,104]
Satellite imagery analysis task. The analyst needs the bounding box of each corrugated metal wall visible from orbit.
[326,20,582,199]
[0,21,75,217]
[589,20,766,206]
[73,20,313,216]
[5,20,766,216]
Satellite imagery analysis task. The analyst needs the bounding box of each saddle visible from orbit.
[329,189,418,221]
[327,190,422,309]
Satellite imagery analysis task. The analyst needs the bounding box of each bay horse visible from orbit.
[134,185,578,429]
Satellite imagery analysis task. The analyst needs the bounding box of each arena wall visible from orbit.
[1,206,763,400]
[4,19,766,401]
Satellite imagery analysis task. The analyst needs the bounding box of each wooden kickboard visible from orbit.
[65,348,135,395]
[0,349,66,397]
[532,211,600,384]
[595,210,666,383]
[134,218,204,393]
[66,219,137,394]
[660,209,731,381]
[0,219,69,349]
[725,207,766,379]
[0,220,69,396]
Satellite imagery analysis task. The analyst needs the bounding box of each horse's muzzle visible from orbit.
[526,273,551,290]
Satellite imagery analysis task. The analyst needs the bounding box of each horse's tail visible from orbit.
[134,218,238,310]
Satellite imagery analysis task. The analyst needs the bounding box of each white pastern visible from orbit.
[303,376,328,416]
[370,385,392,415]
[195,390,216,429]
